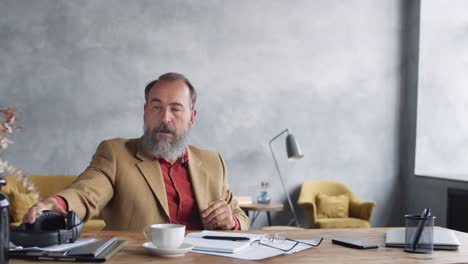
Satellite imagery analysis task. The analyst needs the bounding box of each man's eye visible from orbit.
[171,107,182,112]
[152,106,161,111]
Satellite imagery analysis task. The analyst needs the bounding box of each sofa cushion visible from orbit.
[1,177,39,222]
[83,219,106,233]
[316,193,349,218]
[316,217,370,228]
[9,190,38,222]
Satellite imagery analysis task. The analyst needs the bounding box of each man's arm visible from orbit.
[56,140,116,221]
[23,140,116,223]
[201,154,249,230]
[219,154,249,230]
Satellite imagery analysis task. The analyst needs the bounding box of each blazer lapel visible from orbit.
[135,139,170,220]
[187,147,209,211]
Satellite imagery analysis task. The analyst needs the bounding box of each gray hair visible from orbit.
[144,72,197,110]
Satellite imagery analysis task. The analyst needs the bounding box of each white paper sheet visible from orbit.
[185,230,262,253]
[187,231,322,260]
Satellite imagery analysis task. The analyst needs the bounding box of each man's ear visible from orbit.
[189,109,197,128]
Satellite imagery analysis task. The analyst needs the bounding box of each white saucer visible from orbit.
[142,242,193,257]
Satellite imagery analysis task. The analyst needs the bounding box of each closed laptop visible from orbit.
[385,226,460,250]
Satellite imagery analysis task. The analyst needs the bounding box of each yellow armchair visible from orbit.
[2,175,106,232]
[297,180,376,228]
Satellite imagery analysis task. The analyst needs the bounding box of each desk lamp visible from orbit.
[269,128,303,227]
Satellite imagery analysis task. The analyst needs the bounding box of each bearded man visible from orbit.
[23,72,249,231]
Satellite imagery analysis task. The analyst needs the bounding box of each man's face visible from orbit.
[143,79,196,160]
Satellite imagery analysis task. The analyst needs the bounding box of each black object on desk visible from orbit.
[332,238,378,249]
[0,177,10,264]
[11,210,84,247]
[202,236,250,241]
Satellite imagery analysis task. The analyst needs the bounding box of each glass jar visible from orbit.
[256,181,271,204]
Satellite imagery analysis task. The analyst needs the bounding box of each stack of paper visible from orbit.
[10,238,97,252]
[184,231,261,253]
[185,231,322,260]
[9,237,128,262]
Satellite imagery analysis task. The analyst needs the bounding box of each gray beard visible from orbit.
[142,123,189,161]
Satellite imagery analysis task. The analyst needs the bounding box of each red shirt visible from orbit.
[158,152,203,230]
[55,150,240,230]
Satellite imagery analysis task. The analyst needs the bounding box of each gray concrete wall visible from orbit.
[0,0,404,228]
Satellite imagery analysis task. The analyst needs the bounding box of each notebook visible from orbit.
[185,231,262,253]
[385,226,461,250]
[9,237,128,262]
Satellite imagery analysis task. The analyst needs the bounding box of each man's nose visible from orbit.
[160,108,172,123]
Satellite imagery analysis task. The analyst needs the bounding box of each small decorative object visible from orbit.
[0,107,38,198]
[257,181,271,204]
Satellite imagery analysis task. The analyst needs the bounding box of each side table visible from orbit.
[240,203,284,227]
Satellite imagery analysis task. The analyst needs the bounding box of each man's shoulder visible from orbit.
[97,138,140,154]
[187,145,221,159]
[100,137,139,145]
[187,145,226,172]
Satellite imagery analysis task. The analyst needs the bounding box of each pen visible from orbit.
[411,208,431,251]
[202,236,250,241]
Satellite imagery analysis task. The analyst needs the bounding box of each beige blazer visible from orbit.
[57,138,249,231]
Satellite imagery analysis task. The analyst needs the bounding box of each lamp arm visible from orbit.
[269,130,300,227]
[268,129,289,145]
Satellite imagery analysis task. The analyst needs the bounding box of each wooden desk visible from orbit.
[10,228,468,263]
[240,202,284,226]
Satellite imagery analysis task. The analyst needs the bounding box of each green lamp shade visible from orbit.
[286,134,304,159]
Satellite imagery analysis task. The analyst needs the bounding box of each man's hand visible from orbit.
[22,196,67,224]
[201,200,235,230]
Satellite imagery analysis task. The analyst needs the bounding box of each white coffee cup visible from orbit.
[143,224,186,249]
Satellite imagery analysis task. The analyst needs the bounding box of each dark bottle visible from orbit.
[0,177,9,264]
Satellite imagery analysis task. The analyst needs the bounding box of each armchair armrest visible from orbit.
[297,184,317,211]
[349,199,376,222]
[297,193,318,227]
[297,199,316,211]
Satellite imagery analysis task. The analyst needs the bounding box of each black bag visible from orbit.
[0,177,10,264]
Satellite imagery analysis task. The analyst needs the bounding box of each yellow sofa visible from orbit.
[297,180,376,228]
[2,175,105,232]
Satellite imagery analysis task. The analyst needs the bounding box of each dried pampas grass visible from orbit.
[0,107,39,199]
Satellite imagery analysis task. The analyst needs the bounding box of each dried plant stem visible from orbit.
[0,159,39,199]
[0,107,39,199]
